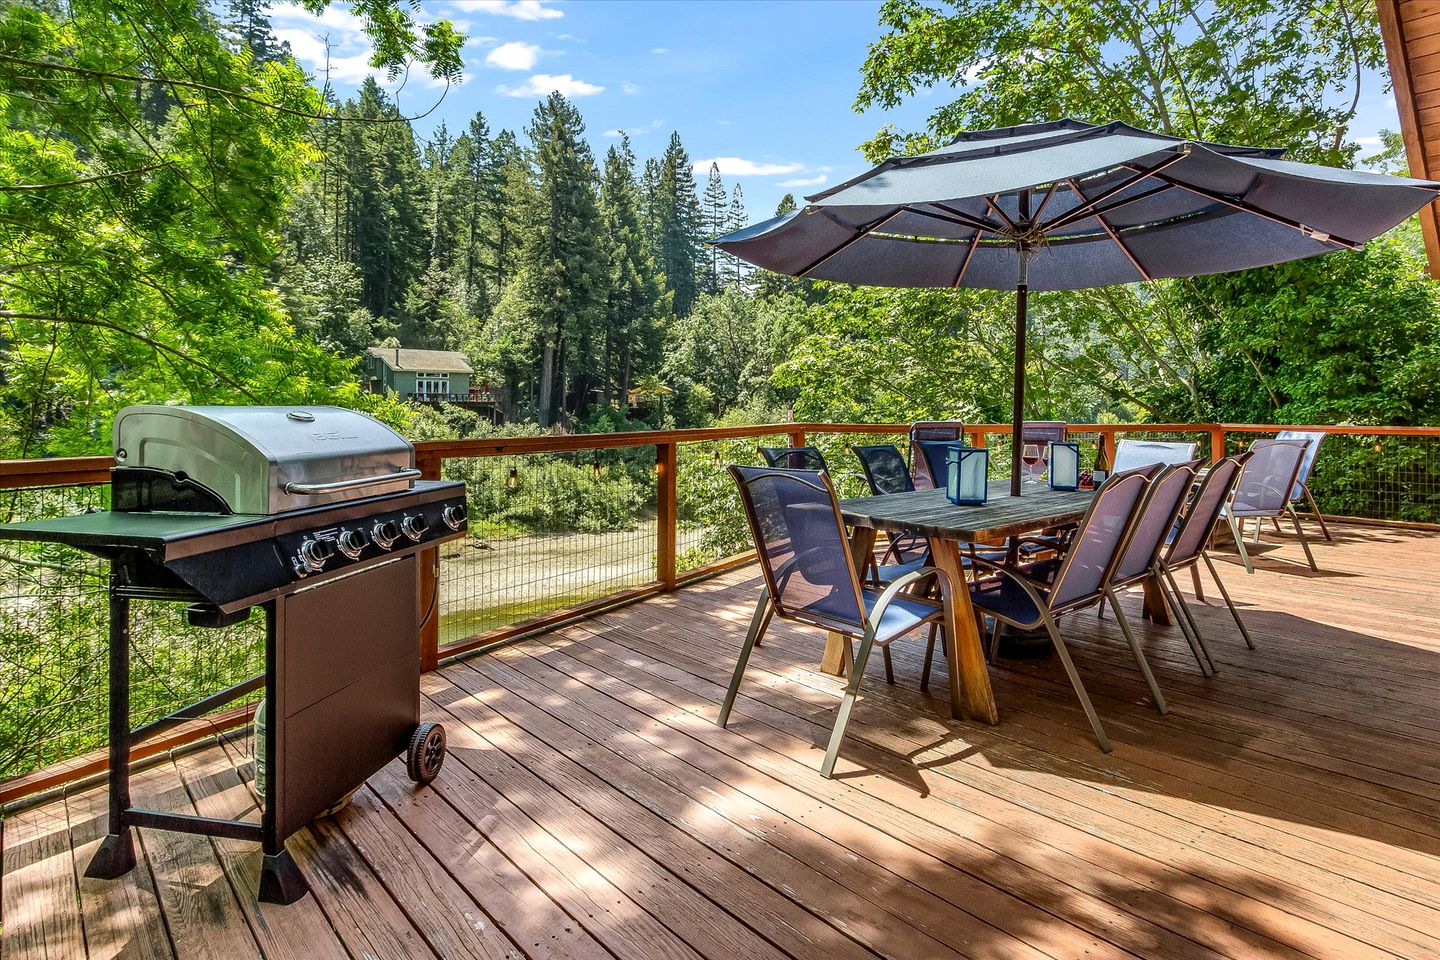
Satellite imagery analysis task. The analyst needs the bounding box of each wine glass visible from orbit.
[1021,443,1041,484]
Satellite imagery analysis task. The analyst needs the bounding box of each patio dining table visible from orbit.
[833,480,1171,725]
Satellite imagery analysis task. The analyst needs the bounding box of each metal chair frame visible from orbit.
[1225,439,1317,573]
[1103,461,1207,692]
[1152,453,1256,677]
[947,469,1158,752]
[720,466,960,779]
[1275,429,1333,542]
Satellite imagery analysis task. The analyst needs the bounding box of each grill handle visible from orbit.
[283,468,422,496]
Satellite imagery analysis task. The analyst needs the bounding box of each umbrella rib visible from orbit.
[1041,152,1190,233]
[907,203,1003,234]
[983,196,1020,234]
[796,208,905,278]
[952,229,982,287]
[1068,178,1152,282]
[1125,168,1361,248]
[1030,181,1062,225]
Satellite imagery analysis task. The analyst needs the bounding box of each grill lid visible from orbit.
[113,405,417,515]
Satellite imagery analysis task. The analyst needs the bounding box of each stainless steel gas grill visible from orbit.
[0,405,467,904]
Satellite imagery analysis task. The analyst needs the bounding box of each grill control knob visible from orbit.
[441,503,466,530]
[401,513,428,542]
[337,528,366,560]
[372,519,400,550]
[298,537,334,573]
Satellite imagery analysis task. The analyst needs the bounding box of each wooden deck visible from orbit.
[6,523,1440,959]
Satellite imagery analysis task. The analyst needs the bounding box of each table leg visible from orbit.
[927,538,998,724]
[1141,577,1173,625]
[821,527,877,677]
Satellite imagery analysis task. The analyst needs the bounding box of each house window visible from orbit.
[415,373,449,399]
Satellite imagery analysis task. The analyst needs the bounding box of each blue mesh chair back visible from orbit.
[1167,455,1248,566]
[915,440,959,493]
[1230,439,1308,517]
[1048,470,1151,611]
[1276,430,1325,499]
[729,465,865,631]
[908,421,965,488]
[1112,439,1199,473]
[854,445,915,495]
[758,445,828,471]
[1111,461,1201,584]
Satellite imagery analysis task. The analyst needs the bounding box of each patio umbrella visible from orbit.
[711,119,1440,495]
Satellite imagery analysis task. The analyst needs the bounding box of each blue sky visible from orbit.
[268,0,1403,225]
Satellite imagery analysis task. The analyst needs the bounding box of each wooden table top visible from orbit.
[837,481,1096,541]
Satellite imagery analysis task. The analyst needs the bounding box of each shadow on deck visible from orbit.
[5,523,1440,959]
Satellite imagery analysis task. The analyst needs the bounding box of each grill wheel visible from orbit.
[407,722,446,784]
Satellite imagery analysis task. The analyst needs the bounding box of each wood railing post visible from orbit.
[1099,429,1116,468]
[416,452,443,672]
[657,441,678,591]
[968,430,987,449]
[788,428,807,449]
[1210,425,1227,463]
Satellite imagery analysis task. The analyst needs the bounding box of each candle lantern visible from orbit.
[944,444,989,506]
[1048,441,1081,491]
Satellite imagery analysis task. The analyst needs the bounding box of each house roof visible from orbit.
[367,346,473,374]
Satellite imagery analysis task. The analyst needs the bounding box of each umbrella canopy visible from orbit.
[712,119,1440,493]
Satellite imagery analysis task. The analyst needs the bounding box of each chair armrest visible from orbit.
[965,555,1054,614]
[868,566,949,626]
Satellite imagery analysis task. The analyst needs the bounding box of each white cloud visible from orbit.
[779,174,827,188]
[651,47,670,54]
[621,81,640,95]
[497,73,604,97]
[452,0,563,20]
[1355,136,1382,147]
[552,32,584,42]
[715,119,734,126]
[692,157,805,177]
[486,41,541,70]
[603,119,663,138]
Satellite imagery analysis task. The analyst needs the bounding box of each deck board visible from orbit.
[7,525,1440,958]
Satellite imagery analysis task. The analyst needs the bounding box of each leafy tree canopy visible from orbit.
[0,0,464,455]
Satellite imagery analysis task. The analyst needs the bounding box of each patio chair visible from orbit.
[854,444,914,496]
[720,465,959,778]
[850,444,930,585]
[1224,439,1317,573]
[1276,429,1332,541]
[946,468,1155,751]
[908,421,966,489]
[1102,460,1207,694]
[759,445,827,471]
[1112,439,1200,472]
[1153,453,1256,675]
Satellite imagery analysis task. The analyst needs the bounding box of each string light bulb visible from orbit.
[591,461,602,479]
[506,466,518,489]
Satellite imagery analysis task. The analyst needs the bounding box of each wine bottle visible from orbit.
[1092,442,1111,487]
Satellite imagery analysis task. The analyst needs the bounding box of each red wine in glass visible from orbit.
[1021,444,1041,483]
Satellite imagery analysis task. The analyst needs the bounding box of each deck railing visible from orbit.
[3,420,1439,801]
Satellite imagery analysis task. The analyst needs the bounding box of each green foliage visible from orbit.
[1189,227,1440,425]
[856,0,1381,165]
[0,0,457,456]
[776,286,1011,423]
[668,289,811,414]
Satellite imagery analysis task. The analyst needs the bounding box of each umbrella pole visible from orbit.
[1010,251,1028,497]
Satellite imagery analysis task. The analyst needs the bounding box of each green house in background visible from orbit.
[366,346,474,401]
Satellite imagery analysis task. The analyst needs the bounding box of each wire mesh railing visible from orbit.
[3,419,1439,793]
[0,484,264,783]
[437,448,659,646]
